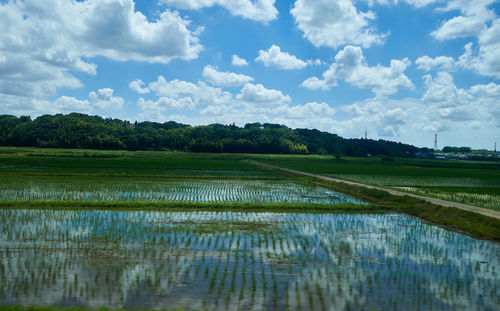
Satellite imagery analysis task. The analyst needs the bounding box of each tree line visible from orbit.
[0,113,421,156]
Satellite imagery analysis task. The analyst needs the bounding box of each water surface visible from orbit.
[0,210,498,310]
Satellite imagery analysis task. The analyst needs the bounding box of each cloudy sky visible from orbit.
[1,0,499,149]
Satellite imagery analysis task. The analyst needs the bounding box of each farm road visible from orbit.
[249,161,500,220]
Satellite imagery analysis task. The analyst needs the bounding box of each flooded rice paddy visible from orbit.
[0,210,498,310]
[0,177,364,204]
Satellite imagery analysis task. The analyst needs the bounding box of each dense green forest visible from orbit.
[0,113,423,156]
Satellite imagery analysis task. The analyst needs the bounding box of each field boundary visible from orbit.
[249,160,500,220]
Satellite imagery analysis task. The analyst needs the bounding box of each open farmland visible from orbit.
[0,148,363,206]
[250,154,500,211]
[0,147,499,311]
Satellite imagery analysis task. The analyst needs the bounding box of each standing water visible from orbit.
[0,210,498,310]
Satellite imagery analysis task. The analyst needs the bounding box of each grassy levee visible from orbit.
[0,200,385,213]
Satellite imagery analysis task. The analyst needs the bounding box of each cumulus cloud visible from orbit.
[137,97,196,122]
[129,80,150,94]
[301,46,413,96]
[422,72,471,108]
[335,71,499,142]
[148,76,233,107]
[290,0,385,49]
[415,55,455,71]
[202,65,254,87]
[457,19,500,78]
[135,76,233,121]
[431,0,495,40]
[2,88,124,117]
[133,77,322,128]
[160,0,278,24]
[403,0,439,7]
[88,88,125,110]
[280,102,335,119]
[432,16,486,40]
[255,45,307,70]
[236,83,291,107]
[0,0,202,99]
[232,55,248,66]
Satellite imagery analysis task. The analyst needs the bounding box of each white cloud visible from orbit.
[232,55,248,66]
[431,0,495,40]
[148,76,232,106]
[290,0,385,49]
[202,65,254,87]
[457,19,500,78]
[255,45,307,70]
[135,76,233,121]
[1,88,124,117]
[333,69,500,143]
[307,59,323,66]
[422,72,472,108]
[88,88,125,110]
[415,55,455,71]
[432,16,486,40]
[281,102,335,119]
[403,0,439,7]
[160,0,278,24]
[301,45,413,96]
[137,97,196,122]
[236,83,291,107]
[129,80,150,94]
[0,0,202,100]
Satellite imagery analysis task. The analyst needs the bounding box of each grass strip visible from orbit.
[0,200,386,214]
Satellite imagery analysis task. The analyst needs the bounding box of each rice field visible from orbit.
[326,174,500,188]
[394,187,500,211]
[0,176,365,205]
[0,210,498,310]
[324,174,500,210]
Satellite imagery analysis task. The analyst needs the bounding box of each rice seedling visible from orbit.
[0,210,499,310]
[0,176,365,205]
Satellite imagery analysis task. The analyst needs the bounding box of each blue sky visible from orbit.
[1,0,499,149]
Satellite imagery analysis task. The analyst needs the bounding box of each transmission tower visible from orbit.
[434,133,438,150]
[364,130,367,140]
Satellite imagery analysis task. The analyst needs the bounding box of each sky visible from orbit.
[0,0,499,149]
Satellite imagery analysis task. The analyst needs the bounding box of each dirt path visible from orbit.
[250,161,500,220]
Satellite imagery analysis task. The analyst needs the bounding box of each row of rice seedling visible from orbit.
[0,210,498,310]
[394,186,500,211]
[0,177,365,204]
[327,174,498,188]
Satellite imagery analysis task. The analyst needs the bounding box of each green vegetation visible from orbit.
[0,113,420,156]
[251,153,500,212]
[1,147,499,239]
[1,147,500,310]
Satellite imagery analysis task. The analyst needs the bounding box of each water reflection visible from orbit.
[0,210,498,310]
